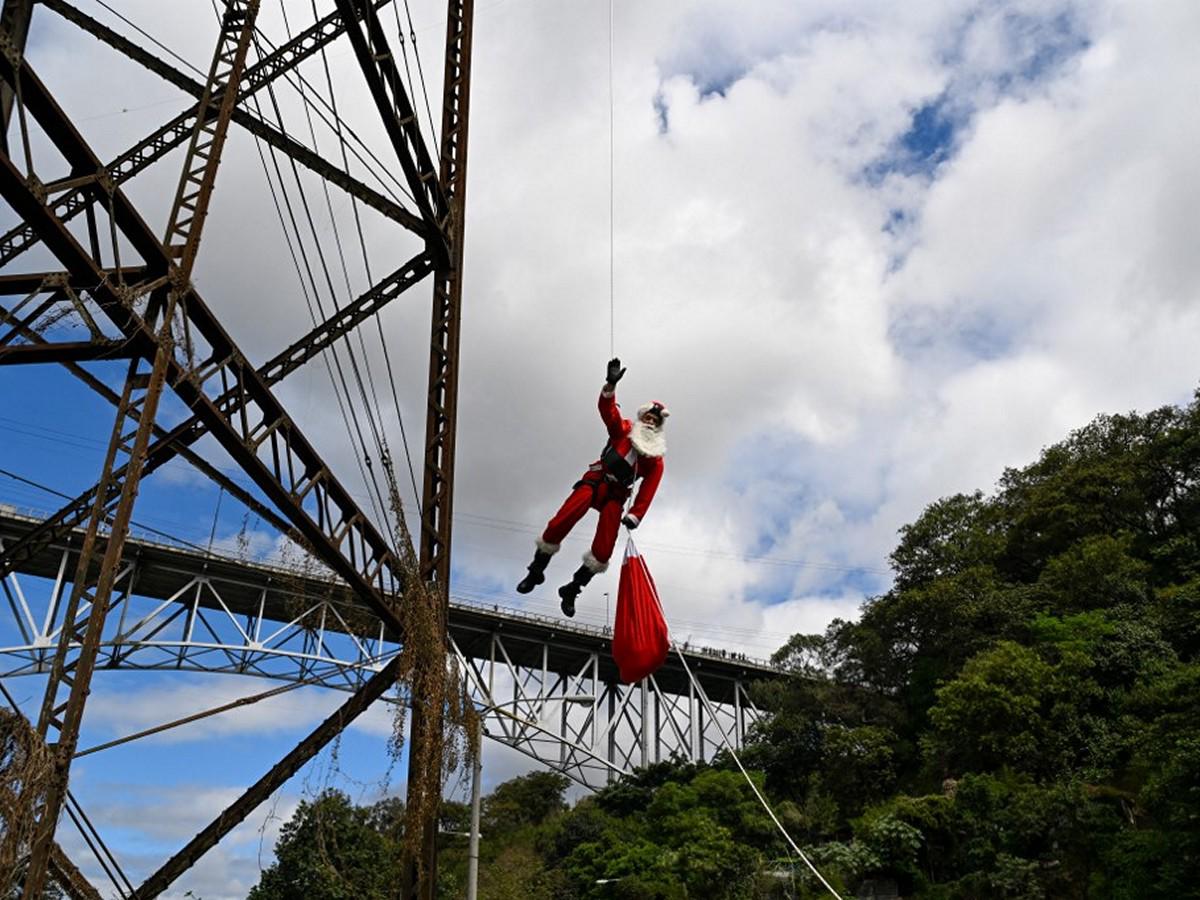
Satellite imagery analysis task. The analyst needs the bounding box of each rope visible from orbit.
[608,0,615,358]
[632,537,846,899]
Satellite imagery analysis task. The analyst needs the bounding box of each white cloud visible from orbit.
[7,0,1200,887]
[78,672,397,744]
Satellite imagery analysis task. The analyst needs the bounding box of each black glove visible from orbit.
[606,357,626,385]
[621,514,639,529]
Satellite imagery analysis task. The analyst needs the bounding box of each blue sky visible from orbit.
[4,0,1200,896]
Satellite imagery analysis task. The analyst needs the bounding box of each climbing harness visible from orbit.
[598,439,638,487]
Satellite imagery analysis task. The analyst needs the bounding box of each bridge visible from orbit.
[0,507,776,788]
[0,1,784,896]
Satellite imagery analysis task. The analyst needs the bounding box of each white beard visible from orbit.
[630,420,666,458]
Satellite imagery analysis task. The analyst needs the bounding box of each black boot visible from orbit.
[558,564,595,618]
[516,550,552,594]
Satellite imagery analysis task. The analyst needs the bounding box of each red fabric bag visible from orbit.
[612,538,670,683]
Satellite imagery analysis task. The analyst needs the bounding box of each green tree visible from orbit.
[481,770,569,832]
[247,790,398,900]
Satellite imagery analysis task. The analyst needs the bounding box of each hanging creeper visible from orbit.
[516,357,669,617]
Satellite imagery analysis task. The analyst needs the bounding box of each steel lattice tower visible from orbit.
[0,1,473,896]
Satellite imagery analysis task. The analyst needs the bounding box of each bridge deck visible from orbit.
[0,508,780,703]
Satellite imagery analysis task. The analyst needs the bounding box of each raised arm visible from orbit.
[599,357,627,440]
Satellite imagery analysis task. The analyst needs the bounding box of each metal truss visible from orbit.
[0,0,469,893]
[0,507,776,792]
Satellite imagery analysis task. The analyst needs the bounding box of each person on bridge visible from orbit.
[516,358,668,617]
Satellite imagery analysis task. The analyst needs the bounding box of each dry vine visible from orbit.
[382,466,479,873]
[288,459,479,886]
[0,707,56,895]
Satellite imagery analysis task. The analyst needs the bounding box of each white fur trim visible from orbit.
[582,550,609,573]
[623,513,640,527]
[630,419,667,458]
[535,538,560,555]
[601,386,616,397]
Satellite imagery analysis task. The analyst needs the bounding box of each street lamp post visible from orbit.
[467,721,483,900]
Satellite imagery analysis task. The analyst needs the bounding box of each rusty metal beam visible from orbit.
[0,251,433,581]
[333,0,448,258]
[0,0,34,145]
[18,4,264,891]
[0,50,408,638]
[0,268,146,294]
[419,0,474,588]
[404,1,475,896]
[0,1,465,891]
[22,306,179,897]
[128,656,402,899]
[162,0,260,282]
[0,0,422,269]
[49,843,104,900]
[0,338,137,364]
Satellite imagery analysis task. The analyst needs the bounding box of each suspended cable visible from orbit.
[73,651,394,758]
[250,28,415,206]
[65,791,135,898]
[650,564,844,900]
[393,0,439,149]
[312,1,424,518]
[277,4,391,453]
[245,76,394,541]
[93,0,206,77]
[608,0,615,357]
[275,5,413,548]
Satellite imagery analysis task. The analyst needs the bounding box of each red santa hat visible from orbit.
[637,401,670,423]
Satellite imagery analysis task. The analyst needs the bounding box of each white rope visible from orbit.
[630,536,845,899]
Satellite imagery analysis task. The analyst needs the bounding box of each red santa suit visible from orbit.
[537,387,666,573]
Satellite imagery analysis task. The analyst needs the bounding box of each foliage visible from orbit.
[247,790,400,900]
[482,770,570,832]
[543,762,780,899]
[0,708,57,899]
[743,390,1200,896]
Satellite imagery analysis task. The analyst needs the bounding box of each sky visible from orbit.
[2,0,1200,896]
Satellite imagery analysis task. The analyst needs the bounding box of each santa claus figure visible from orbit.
[517,358,668,617]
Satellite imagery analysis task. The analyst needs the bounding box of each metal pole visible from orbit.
[466,723,483,900]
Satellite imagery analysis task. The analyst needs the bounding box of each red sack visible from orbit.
[612,538,670,683]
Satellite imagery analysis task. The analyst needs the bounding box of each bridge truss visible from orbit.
[0,1,777,897]
[0,508,771,788]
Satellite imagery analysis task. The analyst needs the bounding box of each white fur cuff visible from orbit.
[582,550,609,573]
[536,538,560,555]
